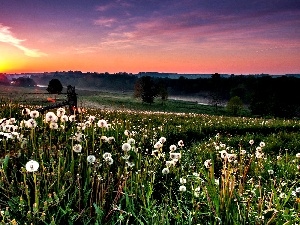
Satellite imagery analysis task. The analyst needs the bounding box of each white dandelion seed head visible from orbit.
[122,143,131,152]
[103,152,112,159]
[169,144,177,152]
[87,155,96,163]
[25,160,39,172]
[73,144,82,153]
[159,137,166,143]
[178,140,184,147]
[162,167,169,175]
[179,185,186,192]
[204,159,212,168]
[97,119,108,128]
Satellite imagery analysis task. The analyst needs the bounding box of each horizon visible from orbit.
[0,0,299,74]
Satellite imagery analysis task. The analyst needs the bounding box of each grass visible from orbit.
[0,86,299,224]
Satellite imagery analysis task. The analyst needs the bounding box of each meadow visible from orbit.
[0,86,299,224]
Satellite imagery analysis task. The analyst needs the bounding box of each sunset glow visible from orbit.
[0,0,299,74]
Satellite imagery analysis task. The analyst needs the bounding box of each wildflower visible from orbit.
[103,152,112,159]
[73,144,82,153]
[126,161,135,168]
[256,146,262,152]
[88,116,96,123]
[127,138,135,145]
[97,119,108,128]
[255,151,264,159]
[204,159,212,168]
[87,155,96,163]
[178,140,184,147]
[124,130,131,136]
[100,136,108,142]
[30,110,40,118]
[122,143,131,152]
[180,178,187,184]
[249,139,254,145]
[260,142,265,147]
[74,132,85,142]
[105,157,113,165]
[296,153,300,158]
[151,150,159,157]
[49,122,58,129]
[240,150,246,155]
[227,154,237,163]
[296,187,300,193]
[61,115,68,122]
[25,160,39,172]
[159,137,166,143]
[26,119,37,128]
[170,152,181,160]
[22,108,31,116]
[69,115,76,122]
[166,160,176,167]
[45,112,58,123]
[108,136,115,144]
[56,108,65,117]
[154,141,163,149]
[169,144,177,152]
[162,168,169,175]
[268,169,274,175]
[179,185,186,192]
[219,150,228,159]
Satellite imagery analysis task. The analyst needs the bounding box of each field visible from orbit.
[0,85,299,224]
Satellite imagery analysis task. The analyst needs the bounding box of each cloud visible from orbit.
[0,24,47,57]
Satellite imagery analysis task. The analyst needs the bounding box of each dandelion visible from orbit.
[240,149,246,155]
[204,159,212,168]
[259,142,265,148]
[126,161,135,168]
[61,115,68,122]
[97,119,108,128]
[88,116,96,123]
[69,115,76,122]
[249,139,254,145]
[219,150,228,159]
[178,140,184,147]
[22,108,31,116]
[26,119,37,128]
[25,160,39,172]
[108,136,115,144]
[122,143,131,152]
[169,144,177,152]
[45,112,58,123]
[127,138,135,145]
[296,153,300,158]
[30,110,40,118]
[256,146,262,152]
[159,137,166,143]
[170,152,181,160]
[279,192,286,199]
[105,157,113,165]
[296,187,300,193]
[180,178,187,184]
[166,160,176,167]
[227,154,237,163]
[255,151,264,159]
[179,185,186,192]
[73,144,82,153]
[87,155,96,163]
[162,168,169,175]
[56,108,65,117]
[100,136,108,142]
[154,141,163,149]
[124,130,131,136]
[49,122,58,129]
[103,152,112,159]
[268,169,274,175]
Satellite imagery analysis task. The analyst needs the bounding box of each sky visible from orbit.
[0,0,299,75]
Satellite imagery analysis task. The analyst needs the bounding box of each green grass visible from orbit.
[0,87,299,224]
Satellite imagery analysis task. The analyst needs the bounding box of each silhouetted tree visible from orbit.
[210,73,222,111]
[226,96,243,116]
[12,77,36,87]
[134,76,157,104]
[47,79,63,94]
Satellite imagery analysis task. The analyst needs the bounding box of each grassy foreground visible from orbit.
[0,94,299,224]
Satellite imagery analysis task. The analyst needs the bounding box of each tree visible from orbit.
[134,76,157,104]
[47,79,63,94]
[226,96,243,116]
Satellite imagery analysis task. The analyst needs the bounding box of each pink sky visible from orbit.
[0,0,299,74]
